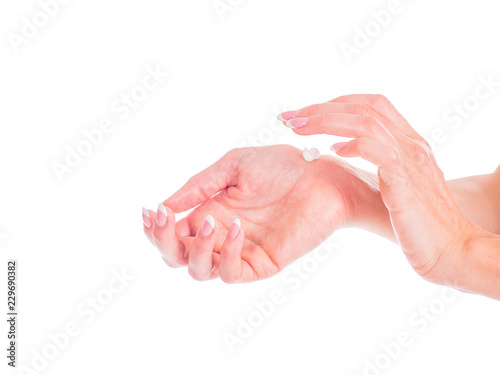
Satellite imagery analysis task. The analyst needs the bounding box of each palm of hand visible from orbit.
[169,145,350,280]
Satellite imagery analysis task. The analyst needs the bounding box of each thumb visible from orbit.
[163,150,240,212]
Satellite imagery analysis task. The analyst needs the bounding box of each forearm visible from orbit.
[447,171,500,235]
[448,168,500,299]
[345,166,500,240]
[456,231,500,300]
[341,162,500,300]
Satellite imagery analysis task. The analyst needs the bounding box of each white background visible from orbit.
[1,0,500,374]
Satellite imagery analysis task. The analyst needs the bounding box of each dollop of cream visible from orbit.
[302,147,320,162]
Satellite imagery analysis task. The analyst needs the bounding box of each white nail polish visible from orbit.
[201,214,216,237]
[277,113,285,122]
[157,203,167,217]
[285,120,294,128]
[205,214,215,228]
[228,218,241,240]
[142,207,151,228]
[156,203,168,226]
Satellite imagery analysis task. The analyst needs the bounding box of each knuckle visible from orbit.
[410,134,432,151]
[353,139,367,157]
[385,146,400,165]
[408,142,430,167]
[316,112,330,124]
[371,94,389,107]
[310,103,322,114]
[223,148,238,159]
[311,113,331,130]
[302,104,319,117]
[196,180,211,199]
[417,139,433,153]
[330,95,345,103]
[361,116,381,133]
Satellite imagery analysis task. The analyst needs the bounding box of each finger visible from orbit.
[152,203,187,267]
[188,214,219,281]
[295,101,406,139]
[287,112,396,144]
[142,208,156,245]
[297,99,431,163]
[219,219,257,283]
[165,237,221,278]
[332,138,415,212]
[330,94,424,142]
[280,100,417,147]
[163,151,240,213]
[331,137,398,167]
[295,101,373,118]
[174,216,193,238]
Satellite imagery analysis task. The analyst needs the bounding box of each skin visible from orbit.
[143,94,500,300]
[143,145,370,282]
[286,94,500,299]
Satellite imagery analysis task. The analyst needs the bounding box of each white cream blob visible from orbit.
[302,147,320,162]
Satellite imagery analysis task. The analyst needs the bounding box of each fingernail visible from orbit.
[228,218,241,240]
[200,215,215,237]
[156,203,168,226]
[277,110,299,122]
[142,208,152,228]
[286,118,308,129]
[331,142,348,153]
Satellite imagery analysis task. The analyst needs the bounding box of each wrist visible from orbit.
[320,156,396,241]
[345,166,396,241]
[452,228,500,299]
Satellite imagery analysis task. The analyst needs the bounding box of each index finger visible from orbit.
[330,94,425,142]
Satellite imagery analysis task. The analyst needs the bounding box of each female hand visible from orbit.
[142,145,369,283]
[279,94,488,287]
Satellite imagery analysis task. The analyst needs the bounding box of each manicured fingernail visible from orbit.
[156,203,168,226]
[142,208,152,228]
[277,110,299,122]
[228,218,241,240]
[331,142,348,153]
[285,118,308,129]
[200,215,215,237]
